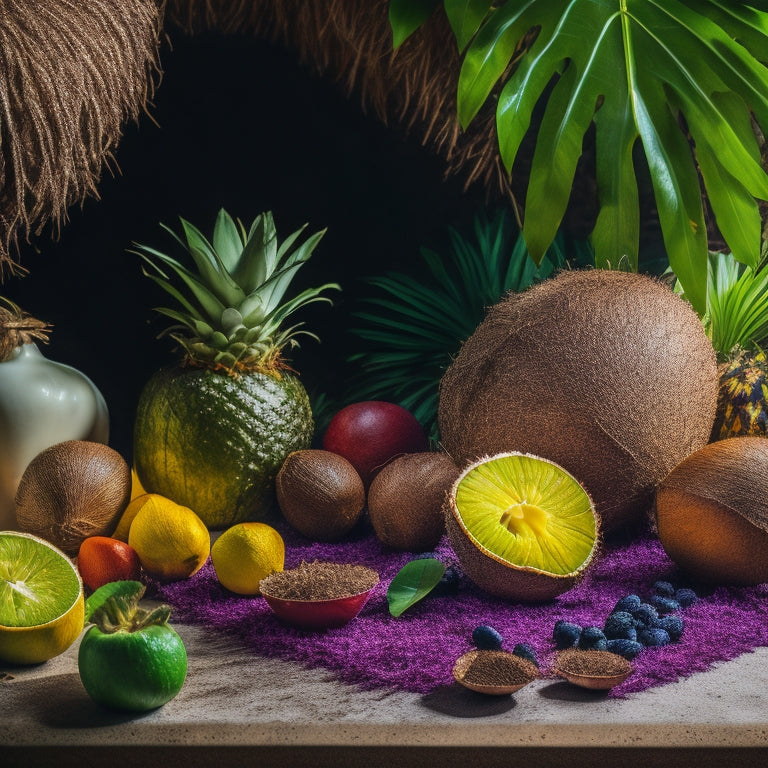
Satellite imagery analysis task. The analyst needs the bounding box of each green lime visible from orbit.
[0,531,84,664]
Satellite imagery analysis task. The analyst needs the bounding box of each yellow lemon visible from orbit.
[211,523,285,595]
[112,492,163,542]
[128,496,210,581]
[0,531,85,665]
[130,468,147,501]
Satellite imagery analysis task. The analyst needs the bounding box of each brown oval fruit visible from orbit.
[655,436,768,585]
[15,440,131,556]
[367,452,460,551]
[275,449,365,542]
[438,270,718,535]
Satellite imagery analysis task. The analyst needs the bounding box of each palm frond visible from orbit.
[348,208,588,439]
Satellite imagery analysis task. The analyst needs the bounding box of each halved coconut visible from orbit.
[445,452,599,601]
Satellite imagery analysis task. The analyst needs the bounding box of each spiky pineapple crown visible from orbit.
[134,209,340,375]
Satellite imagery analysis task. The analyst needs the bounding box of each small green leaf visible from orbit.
[84,581,144,624]
[445,0,494,51]
[387,558,446,617]
[389,0,441,48]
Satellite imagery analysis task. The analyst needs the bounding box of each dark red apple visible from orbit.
[322,401,429,487]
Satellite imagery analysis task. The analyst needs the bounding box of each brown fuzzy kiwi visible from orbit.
[367,452,461,551]
[438,269,718,536]
[15,440,131,556]
[276,449,365,542]
[655,437,768,585]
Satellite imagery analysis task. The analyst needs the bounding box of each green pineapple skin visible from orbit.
[133,365,314,529]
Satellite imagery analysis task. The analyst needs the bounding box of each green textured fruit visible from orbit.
[133,365,313,529]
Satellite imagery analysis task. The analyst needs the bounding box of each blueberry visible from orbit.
[613,594,642,614]
[652,580,676,598]
[637,627,671,647]
[606,638,644,660]
[604,611,637,640]
[632,603,659,626]
[512,642,539,667]
[553,620,582,649]
[472,625,504,651]
[653,615,684,641]
[434,565,460,595]
[675,588,698,608]
[578,626,608,651]
[649,595,680,614]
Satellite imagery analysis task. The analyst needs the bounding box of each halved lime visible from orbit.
[0,531,84,664]
[446,452,599,601]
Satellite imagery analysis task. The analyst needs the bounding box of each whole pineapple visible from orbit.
[132,209,339,528]
[711,348,768,440]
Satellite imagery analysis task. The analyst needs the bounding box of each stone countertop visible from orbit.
[2,618,767,768]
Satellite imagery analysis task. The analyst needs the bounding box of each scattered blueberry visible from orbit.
[675,588,698,608]
[649,595,680,614]
[553,620,582,649]
[604,611,637,640]
[631,603,659,626]
[612,594,642,614]
[434,565,460,595]
[606,638,644,660]
[637,627,671,647]
[512,642,539,667]
[653,615,684,641]
[652,581,676,598]
[578,626,608,651]
[472,624,504,651]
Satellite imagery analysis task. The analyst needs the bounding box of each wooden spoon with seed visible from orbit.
[553,649,633,690]
[452,649,539,695]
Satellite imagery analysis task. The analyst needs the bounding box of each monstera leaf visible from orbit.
[391,1,768,315]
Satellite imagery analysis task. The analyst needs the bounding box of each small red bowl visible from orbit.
[261,587,375,630]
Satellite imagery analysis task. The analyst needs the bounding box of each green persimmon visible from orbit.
[78,582,187,712]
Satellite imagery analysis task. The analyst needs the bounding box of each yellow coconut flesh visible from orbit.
[447,452,598,601]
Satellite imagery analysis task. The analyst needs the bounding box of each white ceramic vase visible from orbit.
[0,343,109,529]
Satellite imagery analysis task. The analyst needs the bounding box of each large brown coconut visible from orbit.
[438,270,718,535]
[655,437,768,585]
[15,440,131,556]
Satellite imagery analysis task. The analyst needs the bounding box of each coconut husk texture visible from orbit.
[15,440,131,556]
[275,449,365,542]
[0,0,163,274]
[367,452,460,552]
[438,270,719,536]
[655,436,768,586]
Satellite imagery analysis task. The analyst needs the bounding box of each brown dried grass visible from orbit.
[0,0,164,275]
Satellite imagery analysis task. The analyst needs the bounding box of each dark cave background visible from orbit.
[5,29,488,460]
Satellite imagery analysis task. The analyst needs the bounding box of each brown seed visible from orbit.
[259,561,379,601]
[461,651,537,687]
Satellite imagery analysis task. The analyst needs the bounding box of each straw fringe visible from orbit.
[0,0,164,275]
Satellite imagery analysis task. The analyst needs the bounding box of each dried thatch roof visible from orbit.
[0,0,163,275]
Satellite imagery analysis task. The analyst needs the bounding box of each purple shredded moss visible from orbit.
[151,523,768,698]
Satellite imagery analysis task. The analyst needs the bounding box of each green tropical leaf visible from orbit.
[389,0,442,48]
[442,0,768,315]
[445,0,494,51]
[386,558,446,617]
[212,208,244,272]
